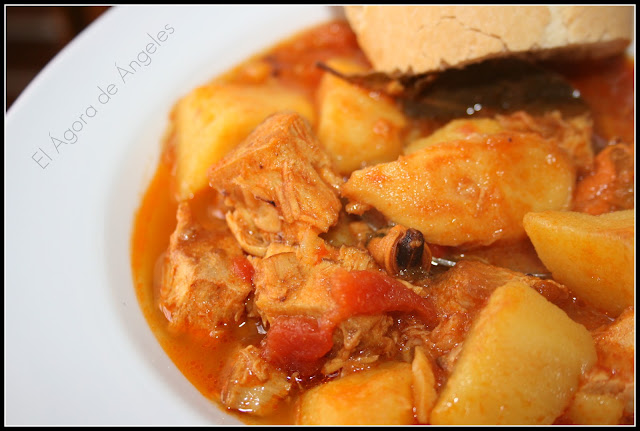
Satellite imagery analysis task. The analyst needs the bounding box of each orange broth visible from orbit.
[130,19,634,425]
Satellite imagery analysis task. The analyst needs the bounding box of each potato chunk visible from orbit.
[317,59,407,175]
[297,362,415,425]
[425,260,572,365]
[430,281,596,425]
[496,110,594,174]
[566,393,625,425]
[343,131,575,246]
[172,82,314,199]
[523,209,634,315]
[406,111,593,170]
[405,118,504,155]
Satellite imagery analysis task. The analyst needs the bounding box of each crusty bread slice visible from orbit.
[345,6,634,74]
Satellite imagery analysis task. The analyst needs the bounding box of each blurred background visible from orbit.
[6,6,110,110]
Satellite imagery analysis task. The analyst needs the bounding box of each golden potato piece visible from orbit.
[405,118,504,155]
[523,210,634,316]
[317,58,407,175]
[430,281,597,425]
[566,392,625,425]
[343,131,575,247]
[172,82,314,199]
[496,110,594,175]
[297,362,415,425]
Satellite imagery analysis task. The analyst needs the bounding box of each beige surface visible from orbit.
[345,6,633,74]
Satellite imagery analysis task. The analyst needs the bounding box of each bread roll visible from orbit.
[345,6,633,74]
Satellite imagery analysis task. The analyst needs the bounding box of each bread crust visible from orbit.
[345,5,634,74]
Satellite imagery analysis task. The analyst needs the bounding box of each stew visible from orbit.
[131,20,634,425]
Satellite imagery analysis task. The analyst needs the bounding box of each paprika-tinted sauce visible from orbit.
[131,19,634,425]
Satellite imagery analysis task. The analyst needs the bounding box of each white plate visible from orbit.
[5,5,636,427]
[5,5,343,425]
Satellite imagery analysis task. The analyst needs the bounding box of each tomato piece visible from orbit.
[231,256,255,284]
[329,269,438,327]
[262,315,334,375]
[262,269,438,374]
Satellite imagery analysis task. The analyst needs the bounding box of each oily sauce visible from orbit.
[130,20,634,424]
